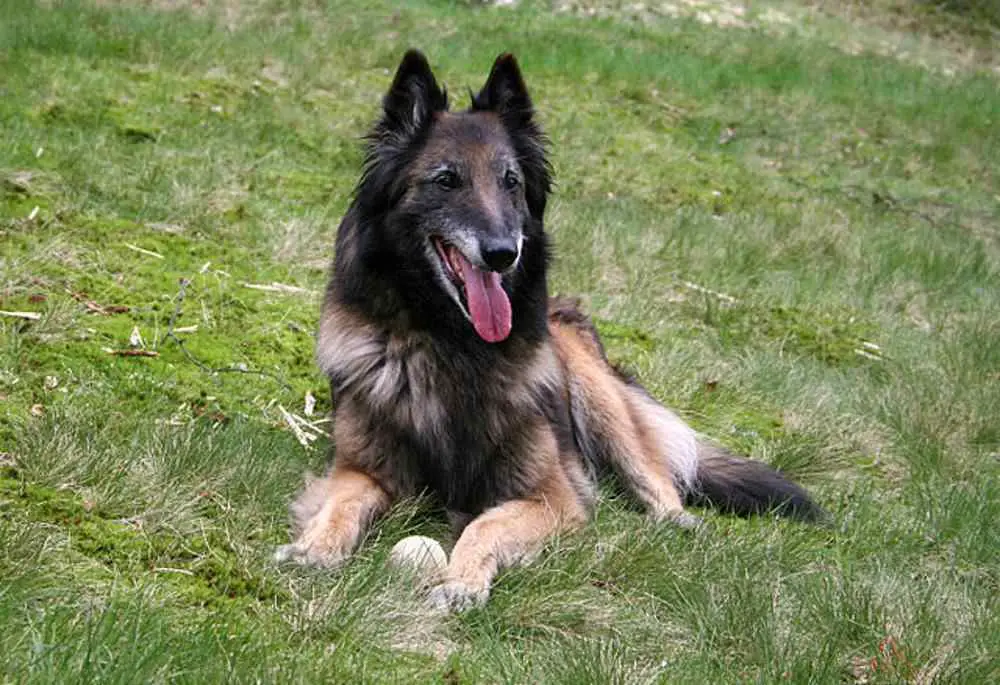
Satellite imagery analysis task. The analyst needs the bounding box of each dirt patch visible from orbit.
[554,0,1000,77]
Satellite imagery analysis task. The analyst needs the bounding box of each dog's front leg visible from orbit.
[428,467,587,612]
[275,464,390,568]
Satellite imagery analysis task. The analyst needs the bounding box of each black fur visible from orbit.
[689,445,827,522]
[357,50,449,215]
[323,51,575,516]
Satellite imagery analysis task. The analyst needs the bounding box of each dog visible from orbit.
[275,50,824,611]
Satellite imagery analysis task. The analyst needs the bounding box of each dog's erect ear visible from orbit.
[473,53,551,220]
[472,53,533,120]
[381,50,448,140]
[358,51,448,211]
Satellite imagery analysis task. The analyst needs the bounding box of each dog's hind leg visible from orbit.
[617,385,702,526]
[552,322,701,528]
[274,463,390,568]
[585,378,702,528]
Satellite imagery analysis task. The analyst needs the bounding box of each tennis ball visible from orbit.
[388,535,448,582]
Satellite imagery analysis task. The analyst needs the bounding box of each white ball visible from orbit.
[388,535,448,582]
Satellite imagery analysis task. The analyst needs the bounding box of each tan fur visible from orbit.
[315,305,384,389]
[316,304,449,438]
[551,320,694,523]
[429,424,589,610]
[626,387,699,493]
[285,303,818,587]
[275,463,390,568]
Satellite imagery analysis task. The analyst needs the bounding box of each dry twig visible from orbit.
[124,243,165,259]
[105,349,159,357]
[159,278,291,390]
[242,281,316,296]
[0,310,41,321]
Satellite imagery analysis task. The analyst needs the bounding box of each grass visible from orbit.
[2,0,998,681]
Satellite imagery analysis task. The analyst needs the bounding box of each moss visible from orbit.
[0,469,288,610]
[593,319,656,352]
[1,202,324,429]
[705,303,879,367]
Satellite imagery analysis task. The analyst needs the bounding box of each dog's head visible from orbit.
[356,50,551,344]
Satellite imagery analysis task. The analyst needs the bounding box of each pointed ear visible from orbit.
[357,51,448,212]
[472,53,533,119]
[380,50,448,141]
[473,53,551,220]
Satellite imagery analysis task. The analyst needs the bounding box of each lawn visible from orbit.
[1,0,998,682]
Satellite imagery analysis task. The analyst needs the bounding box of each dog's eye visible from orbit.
[434,170,461,190]
[503,170,520,191]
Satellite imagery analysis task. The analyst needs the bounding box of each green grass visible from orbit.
[2,0,999,681]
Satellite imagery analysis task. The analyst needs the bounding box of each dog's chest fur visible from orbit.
[316,305,566,510]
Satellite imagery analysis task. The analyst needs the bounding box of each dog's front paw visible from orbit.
[669,511,705,530]
[273,536,351,568]
[427,580,490,613]
[653,508,705,531]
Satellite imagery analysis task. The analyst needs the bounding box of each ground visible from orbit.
[1,0,998,682]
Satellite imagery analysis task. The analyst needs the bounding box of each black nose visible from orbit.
[480,239,519,272]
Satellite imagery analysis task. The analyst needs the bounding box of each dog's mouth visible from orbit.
[432,237,512,343]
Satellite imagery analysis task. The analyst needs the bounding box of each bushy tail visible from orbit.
[687,443,826,522]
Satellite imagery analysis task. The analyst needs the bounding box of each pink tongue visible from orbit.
[457,253,512,343]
